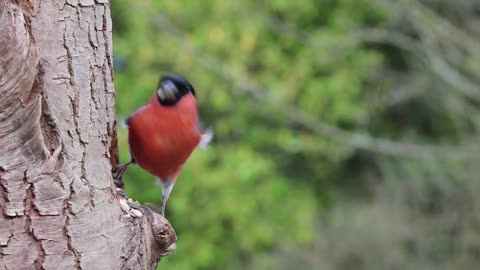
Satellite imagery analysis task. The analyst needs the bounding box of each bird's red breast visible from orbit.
[127,92,201,181]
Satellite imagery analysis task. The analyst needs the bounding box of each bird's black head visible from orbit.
[156,74,196,106]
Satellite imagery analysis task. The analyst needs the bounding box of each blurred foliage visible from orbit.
[111,0,480,269]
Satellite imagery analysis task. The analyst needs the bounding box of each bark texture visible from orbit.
[0,0,176,269]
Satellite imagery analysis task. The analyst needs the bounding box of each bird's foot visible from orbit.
[116,187,126,197]
[113,163,130,188]
[114,178,124,188]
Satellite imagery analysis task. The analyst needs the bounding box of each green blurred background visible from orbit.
[111,1,480,269]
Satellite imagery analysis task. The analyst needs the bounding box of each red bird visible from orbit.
[114,74,212,216]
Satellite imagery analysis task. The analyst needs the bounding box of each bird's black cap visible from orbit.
[156,74,196,106]
[159,74,196,96]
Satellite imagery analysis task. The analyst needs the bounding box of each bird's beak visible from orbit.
[157,81,178,102]
[159,88,175,100]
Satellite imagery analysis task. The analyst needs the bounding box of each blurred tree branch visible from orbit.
[150,11,479,160]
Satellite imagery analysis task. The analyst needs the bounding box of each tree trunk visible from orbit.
[0,0,176,269]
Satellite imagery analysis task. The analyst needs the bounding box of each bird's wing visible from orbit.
[198,127,213,149]
[124,106,149,127]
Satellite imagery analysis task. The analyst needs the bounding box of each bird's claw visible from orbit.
[113,163,130,188]
[114,177,124,188]
[116,188,126,197]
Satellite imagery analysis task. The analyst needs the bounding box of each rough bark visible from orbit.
[0,0,176,269]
